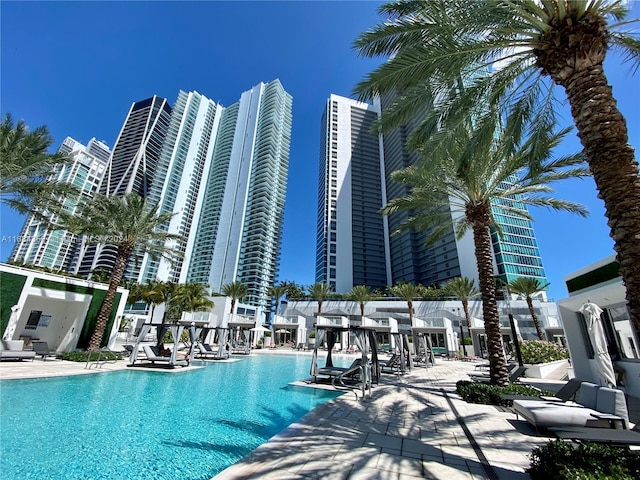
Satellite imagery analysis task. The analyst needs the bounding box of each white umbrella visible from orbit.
[250,325,270,332]
[2,305,20,341]
[579,300,616,387]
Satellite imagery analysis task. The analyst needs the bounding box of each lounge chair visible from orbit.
[141,345,188,366]
[548,422,640,446]
[470,364,526,384]
[333,359,365,387]
[499,378,583,404]
[317,358,362,382]
[0,340,36,361]
[513,383,629,430]
[196,343,218,359]
[33,341,56,360]
[380,354,401,374]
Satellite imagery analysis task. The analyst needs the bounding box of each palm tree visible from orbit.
[354,0,640,336]
[0,113,76,216]
[138,281,172,322]
[221,281,248,315]
[308,282,332,317]
[123,280,144,307]
[60,192,183,350]
[281,280,306,299]
[382,113,588,384]
[506,278,550,340]
[171,283,214,313]
[442,277,480,334]
[348,285,375,317]
[388,282,425,326]
[268,283,288,318]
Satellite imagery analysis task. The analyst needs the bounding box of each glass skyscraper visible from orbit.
[316,93,548,293]
[185,80,293,311]
[10,137,111,271]
[315,94,390,293]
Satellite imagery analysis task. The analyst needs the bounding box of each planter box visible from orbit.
[524,359,569,379]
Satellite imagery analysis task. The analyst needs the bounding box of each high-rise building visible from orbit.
[185,80,293,311]
[99,96,172,197]
[138,90,222,284]
[379,93,464,286]
[315,94,390,293]
[316,93,548,293]
[74,96,172,278]
[10,137,110,270]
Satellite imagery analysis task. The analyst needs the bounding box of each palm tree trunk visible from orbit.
[462,300,472,331]
[527,296,544,340]
[560,65,640,337]
[88,244,132,350]
[470,216,508,385]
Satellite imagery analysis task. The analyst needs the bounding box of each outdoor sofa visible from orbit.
[0,340,36,361]
[513,382,629,430]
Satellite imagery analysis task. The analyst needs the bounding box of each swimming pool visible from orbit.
[0,353,344,480]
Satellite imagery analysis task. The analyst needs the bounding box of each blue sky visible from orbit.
[1,1,638,302]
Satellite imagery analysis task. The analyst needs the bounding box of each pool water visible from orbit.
[0,354,343,480]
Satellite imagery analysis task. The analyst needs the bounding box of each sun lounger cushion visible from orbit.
[513,400,605,429]
[0,340,36,360]
[596,387,629,424]
[578,382,598,410]
[513,382,628,430]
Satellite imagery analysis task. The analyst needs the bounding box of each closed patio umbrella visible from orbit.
[2,305,20,341]
[579,300,616,387]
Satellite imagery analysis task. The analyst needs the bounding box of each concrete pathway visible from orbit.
[213,359,554,480]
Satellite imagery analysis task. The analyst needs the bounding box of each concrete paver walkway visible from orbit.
[214,359,554,480]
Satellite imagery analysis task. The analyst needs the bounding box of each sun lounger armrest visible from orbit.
[590,412,627,429]
[539,396,563,402]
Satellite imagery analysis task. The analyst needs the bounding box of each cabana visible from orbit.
[228,314,253,355]
[128,320,208,368]
[389,328,414,374]
[310,324,380,395]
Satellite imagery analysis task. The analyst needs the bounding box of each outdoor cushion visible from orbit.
[2,340,25,351]
[596,387,629,426]
[0,340,36,360]
[513,399,606,429]
[577,382,598,409]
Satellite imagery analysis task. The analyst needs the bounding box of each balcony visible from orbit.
[316,315,349,328]
[362,316,397,333]
[272,315,305,327]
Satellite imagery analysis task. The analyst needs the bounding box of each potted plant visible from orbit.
[308,331,316,346]
[520,340,570,379]
[263,330,272,348]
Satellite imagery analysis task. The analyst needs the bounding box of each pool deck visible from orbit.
[2,351,638,480]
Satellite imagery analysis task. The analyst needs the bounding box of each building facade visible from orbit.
[185,80,293,313]
[10,137,111,271]
[315,94,390,293]
[72,96,173,278]
[316,92,549,294]
[138,90,223,284]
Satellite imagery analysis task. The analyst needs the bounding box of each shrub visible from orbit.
[528,440,640,480]
[308,332,316,338]
[456,380,549,407]
[61,350,123,362]
[162,329,190,344]
[520,340,569,364]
